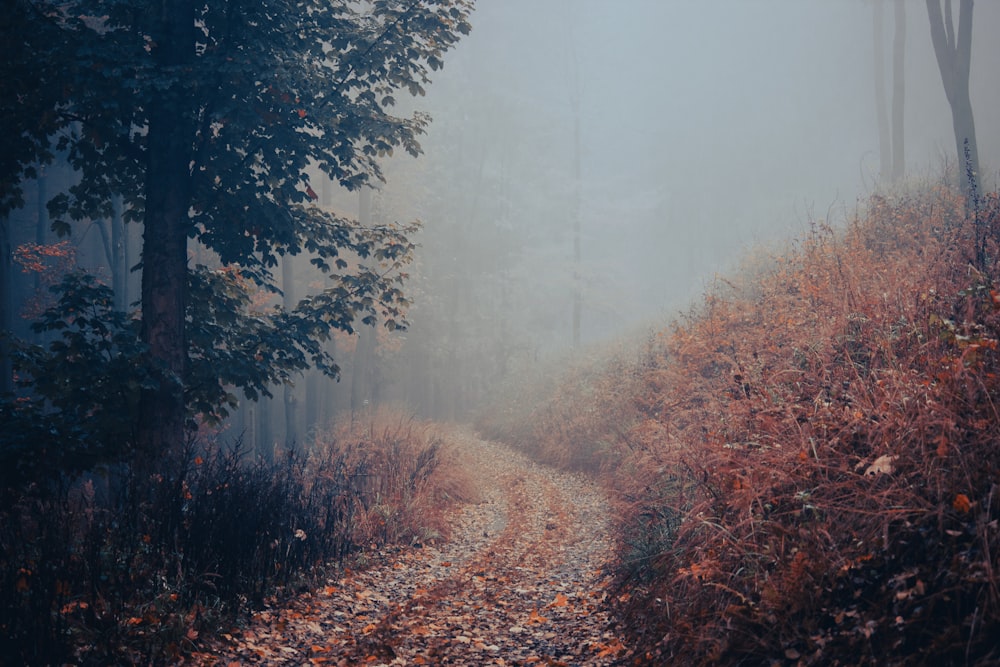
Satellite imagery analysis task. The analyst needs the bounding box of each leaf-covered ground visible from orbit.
[190,430,626,665]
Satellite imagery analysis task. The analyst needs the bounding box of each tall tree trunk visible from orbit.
[0,214,12,395]
[281,254,299,446]
[571,106,581,348]
[351,188,374,424]
[109,194,128,311]
[873,0,891,182]
[891,0,906,182]
[35,169,48,293]
[91,192,127,309]
[874,0,906,184]
[138,0,195,458]
[925,0,979,191]
[256,398,274,462]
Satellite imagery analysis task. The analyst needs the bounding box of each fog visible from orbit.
[5,1,999,435]
[382,0,1000,354]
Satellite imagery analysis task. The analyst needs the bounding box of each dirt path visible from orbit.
[196,430,626,666]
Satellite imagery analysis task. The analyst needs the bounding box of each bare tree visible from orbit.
[873,0,906,183]
[925,0,979,191]
[891,0,906,182]
[0,214,11,394]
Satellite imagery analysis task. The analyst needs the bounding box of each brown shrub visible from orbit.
[480,182,1000,665]
[315,409,479,548]
[612,185,1000,665]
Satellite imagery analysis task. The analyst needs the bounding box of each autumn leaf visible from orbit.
[936,435,950,457]
[596,638,625,658]
[527,609,548,625]
[548,593,569,608]
[953,493,972,513]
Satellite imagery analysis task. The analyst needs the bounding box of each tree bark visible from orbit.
[0,214,12,395]
[874,0,906,184]
[925,0,979,191]
[891,0,906,182]
[351,188,375,424]
[137,0,196,458]
[873,0,891,182]
[282,254,299,446]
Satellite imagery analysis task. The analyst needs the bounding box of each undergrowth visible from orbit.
[0,409,473,665]
[482,181,1000,666]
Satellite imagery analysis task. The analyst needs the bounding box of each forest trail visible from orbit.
[197,430,627,666]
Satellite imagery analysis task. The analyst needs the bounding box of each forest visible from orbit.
[2,0,999,665]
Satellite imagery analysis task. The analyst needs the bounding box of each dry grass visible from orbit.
[314,409,480,549]
[484,182,1000,665]
[0,407,477,664]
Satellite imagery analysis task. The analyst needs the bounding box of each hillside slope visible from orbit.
[481,184,1000,665]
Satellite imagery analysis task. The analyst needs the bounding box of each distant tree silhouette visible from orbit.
[925,0,980,191]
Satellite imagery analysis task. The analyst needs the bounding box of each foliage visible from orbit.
[490,182,1000,665]
[1,273,150,486]
[22,0,473,260]
[0,409,471,665]
[1,251,435,477]
[2,0,473,451]
[614,185,1000,665]
[0,1,71,215]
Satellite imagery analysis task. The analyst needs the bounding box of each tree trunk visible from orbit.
[137,0,195,458]
[0,214,12,395]
[94,216,127,304]
[874,0,906,184]
[256,398,274,462]
[35,169,48,293]
[891,0,906,182]
[110,194,128,311]
[873,0,891,182]
[925,0,979,191]
[350,187,375,425]
[282,254,299,446]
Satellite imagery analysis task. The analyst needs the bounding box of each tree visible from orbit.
[925,0,979,191]
[873,0,906,184]
[3,0,473,459]
[0,1,72,395]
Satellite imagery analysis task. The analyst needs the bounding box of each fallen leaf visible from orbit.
[953,493,972,513]
[527,609,548,625]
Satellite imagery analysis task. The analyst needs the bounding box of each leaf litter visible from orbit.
[189,430,627,665]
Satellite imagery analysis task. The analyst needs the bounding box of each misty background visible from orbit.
[393,0,1000,346]
[7,0,1000,439]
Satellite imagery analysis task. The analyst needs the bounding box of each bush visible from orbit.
[0,411,473,665]
[611,184,1000,665]
[484,182,1000,665]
